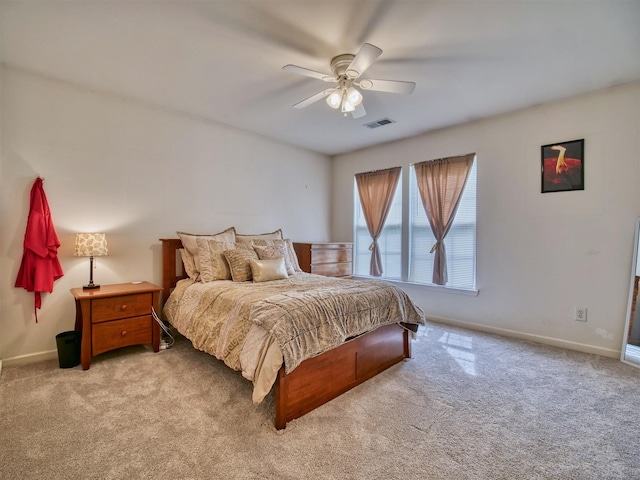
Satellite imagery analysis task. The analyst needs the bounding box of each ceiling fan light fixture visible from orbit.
[341,100,356,113]
[326,89,343,109]
[345,86,363,106]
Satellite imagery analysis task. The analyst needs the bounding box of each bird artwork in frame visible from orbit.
[541,139,584,193]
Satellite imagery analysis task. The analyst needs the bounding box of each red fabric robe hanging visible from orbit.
[15,177,64,321]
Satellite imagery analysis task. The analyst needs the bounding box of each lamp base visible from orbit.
[83,283,100,290]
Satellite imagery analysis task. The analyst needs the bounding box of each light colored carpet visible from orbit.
[1,321,639,480]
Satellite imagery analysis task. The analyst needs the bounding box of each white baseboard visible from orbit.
[426,314,621,359]
[2,349,58,367]
[0,318,621,369]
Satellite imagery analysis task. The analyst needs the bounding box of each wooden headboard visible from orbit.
[160,238,188,301]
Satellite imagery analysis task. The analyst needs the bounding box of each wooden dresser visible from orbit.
[71,281,162,370]
[293,242,353,278]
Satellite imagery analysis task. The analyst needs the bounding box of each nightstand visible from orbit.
[71,281,162,370]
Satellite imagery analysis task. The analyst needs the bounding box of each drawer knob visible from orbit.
[121,330,128,336]
[121,304,128,311]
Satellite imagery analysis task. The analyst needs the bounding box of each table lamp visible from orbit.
[74,233,108,290]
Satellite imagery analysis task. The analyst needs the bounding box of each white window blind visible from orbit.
[353,175,402,280]
[409,158,477,289]
[352,158,477,290]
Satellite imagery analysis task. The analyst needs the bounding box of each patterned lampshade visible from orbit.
[74,233,108,257]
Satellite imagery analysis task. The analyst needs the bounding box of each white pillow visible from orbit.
[179,248,198,280]
[283,239,303,273]
[235,229,283,243]
[177,227,236,278]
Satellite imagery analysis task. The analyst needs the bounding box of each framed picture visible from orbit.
[541,139,584,193]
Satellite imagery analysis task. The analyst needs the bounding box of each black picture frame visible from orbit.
[541,139,584,193]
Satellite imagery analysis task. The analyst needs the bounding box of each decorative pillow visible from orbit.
[223,248,259,282]
[236,229,283,243]
[253,241,295,275]
[196,238,236,282]
[177,227,236,277]
[250,257,288,283]
[179,248,198,280]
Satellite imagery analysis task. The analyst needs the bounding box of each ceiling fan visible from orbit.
[282,43,416,119]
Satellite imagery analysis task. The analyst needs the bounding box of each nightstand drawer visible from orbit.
[92,316,153,356]
[92,293,152,323]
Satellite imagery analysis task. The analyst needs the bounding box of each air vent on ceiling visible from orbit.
[363,118,396,129]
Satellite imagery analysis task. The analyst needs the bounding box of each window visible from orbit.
[353,175,402,279]
[409,159,477,289]
[353,157,477,290]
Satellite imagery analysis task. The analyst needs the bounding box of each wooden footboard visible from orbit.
[160,238,413,430]
[275,323,410,430]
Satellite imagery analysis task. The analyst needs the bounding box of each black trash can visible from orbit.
[55,331,81,368]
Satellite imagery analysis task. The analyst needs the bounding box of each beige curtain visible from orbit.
[414,154,474,285]
[355,167,401,276]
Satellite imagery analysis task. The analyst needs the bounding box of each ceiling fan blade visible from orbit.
[283,64,336,82]
[293,90,331,109]
[345,43,383,78]
[358,79,416,94]
[351,103,367,119]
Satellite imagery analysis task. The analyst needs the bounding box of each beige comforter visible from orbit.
[163,273,425,403]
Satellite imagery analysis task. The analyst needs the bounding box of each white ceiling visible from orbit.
[1,1,639,155]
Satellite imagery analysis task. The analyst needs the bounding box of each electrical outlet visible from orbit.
[575,307,587,322]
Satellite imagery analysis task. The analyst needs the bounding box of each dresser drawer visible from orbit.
[92,316,153,356]
[311,262,353,277]
[92,293,152,323]
[310,247,352,265]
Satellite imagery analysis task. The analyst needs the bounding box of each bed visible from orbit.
[160,234,425,429]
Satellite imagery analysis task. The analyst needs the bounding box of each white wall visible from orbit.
[0,66,331,362]
[0,57,4,370]
[332,82,640,357]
